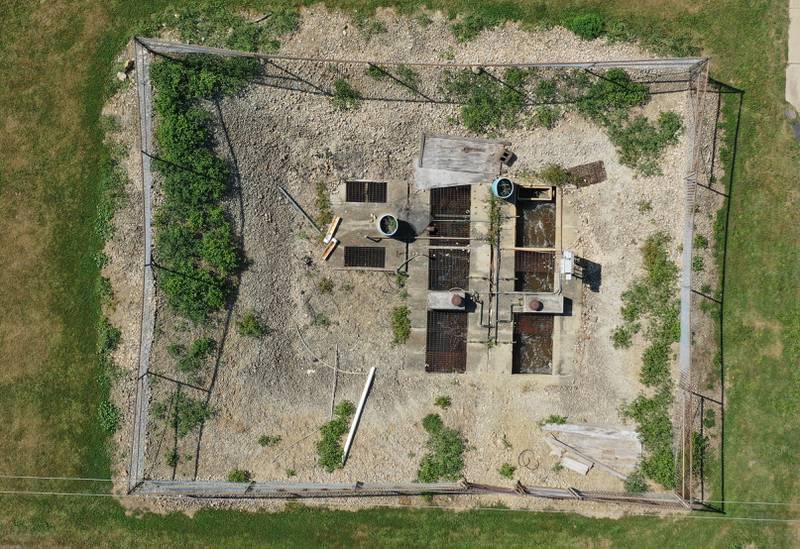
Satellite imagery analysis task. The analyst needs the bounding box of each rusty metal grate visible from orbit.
[567,161,607,187]
[344,246,386,268]
[431,185,471,217]
[428,249,470,291]
[512,313,553,374]
[425,310,467,373]
[514,251,555,292]
[346,181,387,203]
[430,185,470,246]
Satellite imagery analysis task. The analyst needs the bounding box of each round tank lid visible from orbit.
[529,298,544,311]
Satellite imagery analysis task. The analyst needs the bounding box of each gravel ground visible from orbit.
[104,6,707,513]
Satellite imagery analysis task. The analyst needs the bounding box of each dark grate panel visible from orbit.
[431,185,471,217]
[512,313,553,374]
[344,246,386,268]
[346,181,387,203]
[428,249,470,291]
[425,310,467,373]
[514,251,555,292]
[567,161,607,187]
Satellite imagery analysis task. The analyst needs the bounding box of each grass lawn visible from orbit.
[0,0,797,546]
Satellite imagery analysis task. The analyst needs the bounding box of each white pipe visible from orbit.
[342,367,376,466]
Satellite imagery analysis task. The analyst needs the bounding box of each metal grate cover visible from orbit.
[344,246,386,268]
[514,251,555,292]
[346,181,387,203]
[425,310,467,373]
[428,249,470,291]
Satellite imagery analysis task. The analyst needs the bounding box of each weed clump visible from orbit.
[258,434,281,447]
[173,337,216,375]
[564,13,605,40]
[228,468,251,482]
[609,112,683,176]
[331,78,361,110]
[624,469,648,493]
[391,306,411,345]
[434,396,452,409]
[238,310,269,337]
[417,414,466,482]
[498,463,516,479]
[317,400,356,472]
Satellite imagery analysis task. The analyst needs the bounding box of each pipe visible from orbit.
[342,367,376,466]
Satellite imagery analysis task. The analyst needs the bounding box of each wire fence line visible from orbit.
[128,37,716,509]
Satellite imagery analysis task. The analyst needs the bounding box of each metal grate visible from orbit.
[567,161,607,187]
[344,246,386,268]
[428,249,470,291]
[431,185,471,217]
[512,313,554,374]
[514,251,555,292]
[425,310,467,373]
[346,181,387,203]
[430,185,471,246]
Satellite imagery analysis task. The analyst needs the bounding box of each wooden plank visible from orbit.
[562,455,593,475]
[321,238,338,261]
[323,216,341,244]
[547,435,628,480]
[541,423,641,442]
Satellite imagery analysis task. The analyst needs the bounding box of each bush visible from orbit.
[391,306,411,345]
[312,312,331,327]
[434,396,452,409]
[317,400,356,472]
[498,463,516,479]
[640,340,671,386]
[98,400,120,434]
[238,310,268,338]
[693,234,709,249]
[315,181,332,226]
[318,277,334,294]
[540,414,567,425]
[176,337,216,375]
[396,65,420,90]
[537,163,571,186]
[166,449,180,468]
[624,469,648,493]
[691,432,709,478]
[609,112,683,176]
[564,13,605,40]
[331,78,361,110]
[258,434,281,447]
[228,468,251,482]
[531,106,561,129]
[441,68,529,133]
[692,255,705,273]
[166,392,214,438]
[417,414,465,482]
[623,390,675,488]
[611,324,636,349]
[365,64,385,79]
[576,68,649,125]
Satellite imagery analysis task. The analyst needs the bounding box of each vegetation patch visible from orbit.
[317,400,356,472]
[153,391,215,438]
[170,337,216,376]
[151,55,260,321]
[615,232,680,488]
[331,78,362,110]
[228,468,251,482]
[391,306,411,345]
[498,463,516,479]
[609,112,683,176]
[417,414,466,482]
[564,13,605,40]
[238,310,269,337]
[434,395,452,409]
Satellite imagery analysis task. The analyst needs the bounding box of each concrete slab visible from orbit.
[789,8,800,63]
[786,64,800,111]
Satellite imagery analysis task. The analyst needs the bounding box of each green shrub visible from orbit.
[609,112,683,176]
[498,463,516,479]
[396,64,421,90]
[451,13,498,42]
[391,306,411,345]
[640,340,670,386]
[692,255,705,272]
[175,337,216,375]
[228,468,251,482]
[576,68,649,125]
[331,78,361,110]
[317,400,356,472]
[434,395,452,409]
[238,310,268,337]
[315,181,332,226]
[441,68,529,133]
[166,449,180,468]
[693,234,709,249]
[624,469,648,493]
[318,277,334,294]
[365,64,385,78]
[537,163,571,186]
[166,392,214,438]
[703,408,716,429]
[98,400,120,434]
[417,414,465,482]
[623,390,675,488]
[353,11,387,38]
[286,468,296,477]
[611,324,636,349]
[312,312,331,327]
[691,432,709,478]
[540,414,567,425]
[564,13,605,40]
[530,106,561,129]
[637,200,653,213]
[258,434,282,447]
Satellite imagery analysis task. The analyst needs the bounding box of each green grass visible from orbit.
[0,0,797,545]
